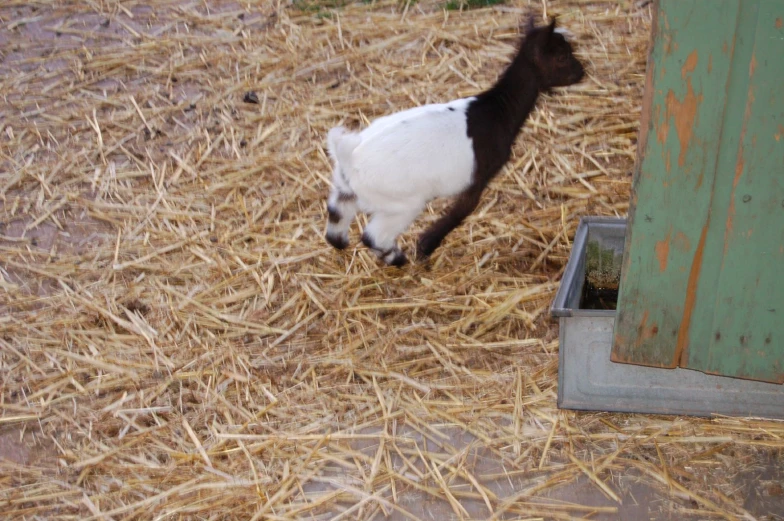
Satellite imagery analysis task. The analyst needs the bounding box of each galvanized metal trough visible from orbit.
[551,217,784,419]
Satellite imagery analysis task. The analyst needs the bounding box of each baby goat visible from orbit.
[325,16,584,266]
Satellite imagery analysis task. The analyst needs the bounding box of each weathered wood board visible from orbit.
[612,0,784,384]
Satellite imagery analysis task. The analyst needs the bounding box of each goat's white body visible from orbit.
[329,97,477,214]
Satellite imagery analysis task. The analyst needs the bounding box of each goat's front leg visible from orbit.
[417,186,484,260]
[325,188,358,250]
[362,208,422,267]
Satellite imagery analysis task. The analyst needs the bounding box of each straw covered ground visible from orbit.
[1,0,783,519]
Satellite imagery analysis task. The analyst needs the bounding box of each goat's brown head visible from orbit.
[522,16,585,89]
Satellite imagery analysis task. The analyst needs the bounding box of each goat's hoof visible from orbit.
[383,250,408,268]
[362,233,407,267]
[326,233,349,250]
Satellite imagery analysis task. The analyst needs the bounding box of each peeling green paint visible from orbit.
[612,0,784,384]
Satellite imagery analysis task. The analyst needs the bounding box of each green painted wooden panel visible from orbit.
[612,0,784,383]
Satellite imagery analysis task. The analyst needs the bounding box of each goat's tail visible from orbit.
[327,126,361,169]
[326,126,361,194]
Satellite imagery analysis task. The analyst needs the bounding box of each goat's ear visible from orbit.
[547,16,557,35]
[524,14,537,35]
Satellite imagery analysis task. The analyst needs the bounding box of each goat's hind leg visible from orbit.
[325,188,358,250]
[362,209,421,267]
